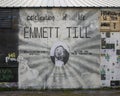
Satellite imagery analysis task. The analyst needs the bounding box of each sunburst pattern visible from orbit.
[18,8,101,89]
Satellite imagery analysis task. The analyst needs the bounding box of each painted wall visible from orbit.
[0,8,120,89]
[18,8,101,89]
[0,9,18,87]
[100,9,120,87]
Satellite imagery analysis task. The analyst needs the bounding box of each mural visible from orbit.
[0,8,120,89]
[0,9,18,87]
[18,8,101,89]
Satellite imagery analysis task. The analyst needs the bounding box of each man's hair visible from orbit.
[51,45,69,65]
[54,45,65,60]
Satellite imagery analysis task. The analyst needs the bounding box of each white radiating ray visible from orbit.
[29,59,50,67]
[59,67,65,88]
[70,52,100,64]
[47,66,58,88]
[69,57,100,73]
[61,66,73,88]
[65,64,86,88]
[62,66,79,88]
[72,35,100,49]
[47,65,76,88]
[19,45,49,51]
[71,32,100,49]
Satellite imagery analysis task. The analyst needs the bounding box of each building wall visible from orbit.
[100,9,120,87]
[18,8,101,89]
[0,8,119,89]
[0,8,18,87]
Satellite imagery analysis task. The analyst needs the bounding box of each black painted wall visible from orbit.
[0,8,19,82]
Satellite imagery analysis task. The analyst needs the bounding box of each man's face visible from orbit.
[54,46,65,60]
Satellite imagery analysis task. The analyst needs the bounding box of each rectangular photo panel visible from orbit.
[100,9,120,87]
[100,9,120,32]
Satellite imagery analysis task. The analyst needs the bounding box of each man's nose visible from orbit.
[58,51,62,54]
[58,52,61,55]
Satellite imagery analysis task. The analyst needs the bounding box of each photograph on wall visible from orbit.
[19,8,101,89]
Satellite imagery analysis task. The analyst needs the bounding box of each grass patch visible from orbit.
[0,87,18,91]
[0,86,120,92]
[0,87,120,96]
[21,91,87,96]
